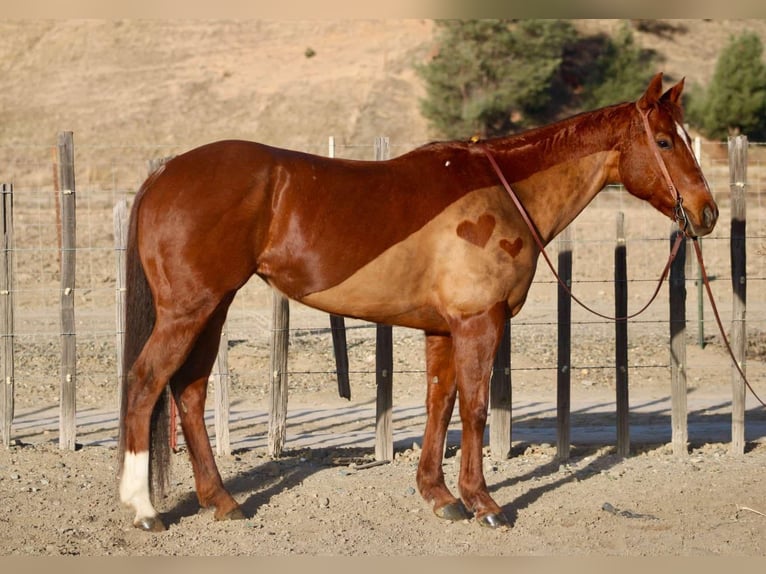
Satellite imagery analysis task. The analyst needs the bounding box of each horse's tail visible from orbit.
[117,172,170,502]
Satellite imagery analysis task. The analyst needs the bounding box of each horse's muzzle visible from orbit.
[688,203,719,238]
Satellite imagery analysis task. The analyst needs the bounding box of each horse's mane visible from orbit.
[410,100,633,157]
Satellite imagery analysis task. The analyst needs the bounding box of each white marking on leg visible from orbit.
[119,451,158,524]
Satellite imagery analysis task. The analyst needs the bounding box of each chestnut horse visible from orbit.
[118,73,717,531]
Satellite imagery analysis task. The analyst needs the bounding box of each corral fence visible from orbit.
[1,133,765,461]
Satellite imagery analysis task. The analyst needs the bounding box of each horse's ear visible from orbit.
[661,77,685,107]
[637,72,664,111]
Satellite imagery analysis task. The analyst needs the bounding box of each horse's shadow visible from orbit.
[491,443,623,526]
[159,447,372,528]
[158,442,620,529]
[157,394,766,529]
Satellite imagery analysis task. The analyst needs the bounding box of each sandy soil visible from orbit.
[2,402,766,556]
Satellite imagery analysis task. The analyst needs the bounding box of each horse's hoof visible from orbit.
[135,516,166,532]
[477,512,510,529]
[216,507,246,521]
[434,500,471,521]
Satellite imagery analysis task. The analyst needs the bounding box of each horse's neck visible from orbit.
[490,105,626,244]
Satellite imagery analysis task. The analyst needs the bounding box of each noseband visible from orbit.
[636,102,690,233]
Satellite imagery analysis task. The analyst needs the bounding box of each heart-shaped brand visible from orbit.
[456,213,496,248]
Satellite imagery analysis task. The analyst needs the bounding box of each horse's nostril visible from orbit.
[703,205,717,230]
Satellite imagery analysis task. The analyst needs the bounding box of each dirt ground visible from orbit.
[2,311,766,556]
[2,406,766,557]
[0,432,765,557]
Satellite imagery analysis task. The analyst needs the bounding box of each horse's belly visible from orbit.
[300,290,449,332]
[299,231,529,331]
[294,186,535,329]
[298,256,446,331]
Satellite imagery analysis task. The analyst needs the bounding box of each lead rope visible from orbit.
[691,238,766,407]
[479,145,684,322]
[636,104,764,407]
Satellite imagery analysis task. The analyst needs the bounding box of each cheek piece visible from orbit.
[636,103,691,235]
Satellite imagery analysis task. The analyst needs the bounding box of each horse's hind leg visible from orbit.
[169,296,244,521]
[120,305,220,531]
[416,334,470,521]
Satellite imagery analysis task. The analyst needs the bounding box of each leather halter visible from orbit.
[636,102,690,233]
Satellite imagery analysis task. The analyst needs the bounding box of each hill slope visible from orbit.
[1,19,765,166]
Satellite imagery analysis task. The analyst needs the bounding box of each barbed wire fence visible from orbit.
[0,135,764,457]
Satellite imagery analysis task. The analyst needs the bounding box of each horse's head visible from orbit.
[618,73,718,237]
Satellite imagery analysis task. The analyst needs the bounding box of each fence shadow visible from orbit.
[11,389,766,451]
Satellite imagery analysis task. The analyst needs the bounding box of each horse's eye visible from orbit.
[657,139,672,150]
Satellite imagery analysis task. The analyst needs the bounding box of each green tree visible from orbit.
[579,22,656,110]
[416,20,576,139]
[697,32,766,139]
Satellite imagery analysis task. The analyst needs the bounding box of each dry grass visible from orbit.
[3,18,766,174]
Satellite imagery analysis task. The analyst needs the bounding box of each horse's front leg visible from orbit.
[416,333,470,521]
[452,302,510,528]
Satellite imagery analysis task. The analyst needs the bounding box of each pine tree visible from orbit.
[580,22,656,110]
[700,32,766,139]
[416,20,576,139]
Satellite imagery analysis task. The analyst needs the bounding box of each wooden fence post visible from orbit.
[375,323,393,461]
[213,322,231,456]
[113,199,128,413]
[489,319,511,459]
[373,136,394,461]
[728,135,747,455]
[330,315,351,400]
[1,183,14,448]
[268,292,290,457]
[669,226,687,456]
[693,137,706,349]
[556,226,572,460]
[327,137,351,400]
[58,131,77,451]
[615,212,630,456]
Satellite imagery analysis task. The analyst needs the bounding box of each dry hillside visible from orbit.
[1,19,766,169]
